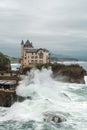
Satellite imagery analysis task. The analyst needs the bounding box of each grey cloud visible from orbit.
[0,0,87,59]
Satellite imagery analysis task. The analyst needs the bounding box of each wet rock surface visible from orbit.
[52,64,86,84]
[35,63,86,84]
[43,111,67,123]
[0,89,31,107]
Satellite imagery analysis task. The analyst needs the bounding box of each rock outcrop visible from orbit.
[43,111,67,123]
[36,63,86,84]
[52,64,86,84]
[0,89,31,107]
[0,63,85,107]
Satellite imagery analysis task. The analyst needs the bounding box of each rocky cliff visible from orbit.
[0,63,86,107]
[0,89,30,107]
[36,63,86,84]
[52,64,86,84]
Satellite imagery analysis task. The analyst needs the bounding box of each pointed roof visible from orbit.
[25,40,31,45]
[24,40,33,48]
[21,40,24,45]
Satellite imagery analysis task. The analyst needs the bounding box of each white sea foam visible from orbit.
[0,68,87,130]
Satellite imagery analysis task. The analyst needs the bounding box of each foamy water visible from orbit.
[0,68,87,130]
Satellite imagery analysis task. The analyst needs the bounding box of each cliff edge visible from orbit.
[52,64,86,84]
[36,63,86,84]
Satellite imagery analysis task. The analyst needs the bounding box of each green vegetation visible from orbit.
[36,62,76,70]
[22,63,80,73]
[22,62,85,74]
[0,52,11,71]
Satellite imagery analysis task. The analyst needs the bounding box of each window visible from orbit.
[39,52,43,59]
[31,56,34,58]
[31,60,34,63]
[31,60,37,64]
[35,56,37,59]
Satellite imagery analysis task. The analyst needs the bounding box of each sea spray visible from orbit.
[16,68,69,101]
[0,68,87,129]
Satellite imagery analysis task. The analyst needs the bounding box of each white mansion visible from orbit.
[21,40,51,68]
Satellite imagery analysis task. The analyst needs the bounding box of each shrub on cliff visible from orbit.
[0,52,11,71]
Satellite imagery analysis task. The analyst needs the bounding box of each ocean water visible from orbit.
[11,63,21,71]
[0,62,87,130]
[57,61,87,70]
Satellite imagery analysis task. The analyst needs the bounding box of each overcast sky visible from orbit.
[0,0,87,59]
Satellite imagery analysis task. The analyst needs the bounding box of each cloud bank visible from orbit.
[0,0,87,59]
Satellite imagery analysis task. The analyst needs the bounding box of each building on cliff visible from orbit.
[20,40,51,68]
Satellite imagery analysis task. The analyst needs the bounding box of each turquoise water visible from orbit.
[0,62,87,130]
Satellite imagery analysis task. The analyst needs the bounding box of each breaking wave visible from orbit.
[0,68,87,130]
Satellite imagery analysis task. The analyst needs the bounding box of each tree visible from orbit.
[0,52,11,71]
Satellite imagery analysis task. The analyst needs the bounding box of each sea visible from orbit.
[0,61,87,130]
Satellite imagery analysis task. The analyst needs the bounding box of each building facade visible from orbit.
[21,40,51,68]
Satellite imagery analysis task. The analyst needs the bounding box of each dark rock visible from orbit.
[27,96,32,100]
[33,63,86,84]
[43,111,67,123]
[52,64,86,84]
[0,90,16,107]
[0,89,32,107]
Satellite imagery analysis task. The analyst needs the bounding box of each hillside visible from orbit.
[0,52,11,71]
[9,57,20,63]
